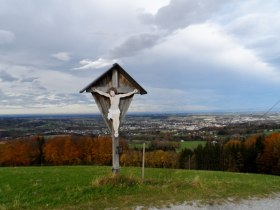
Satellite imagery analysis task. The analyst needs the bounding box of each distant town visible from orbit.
[1,112,280,142]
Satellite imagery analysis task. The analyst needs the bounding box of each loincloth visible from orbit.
[108,109,120,120]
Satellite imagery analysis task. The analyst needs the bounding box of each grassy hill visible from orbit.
[1,166,280,210]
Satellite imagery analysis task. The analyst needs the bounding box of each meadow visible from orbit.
[1,166,280,210]
[178,140,206,151]
[128,140,206,151]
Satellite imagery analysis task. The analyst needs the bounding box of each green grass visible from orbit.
[129,141,206,151]
[128,142,146,149]
[1,166,280,210]
[179,140,206,151]
[264,129,280,135]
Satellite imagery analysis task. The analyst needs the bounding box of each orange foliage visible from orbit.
[224,139,241,149]
[120,150,142,167]
[259,133,280,174]
[243,135,258,149]
[0,138,39,166]
[76,136,94,164]
[44,135,72,165]
[43,135,127,166]
[120,150,178,168]
[91,136,112,165]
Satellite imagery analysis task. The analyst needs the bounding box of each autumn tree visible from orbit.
[120,150,142,167]
[193,142,224,171]
[224,140,243,172]
[179,148,193,169]
[258,133,280,175]
[76,136,94,164]
[242,135,264,173]
[44,135,81,165]
[0,138,40,166]
[91,136,112,165]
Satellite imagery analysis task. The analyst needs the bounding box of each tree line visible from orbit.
[0,133,280,175]
[178,133,280,175]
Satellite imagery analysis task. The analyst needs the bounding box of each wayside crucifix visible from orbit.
[80,63,147,174]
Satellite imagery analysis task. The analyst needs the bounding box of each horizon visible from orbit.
[1,110,279,118]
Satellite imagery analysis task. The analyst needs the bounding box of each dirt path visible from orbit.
[139,194,280,210]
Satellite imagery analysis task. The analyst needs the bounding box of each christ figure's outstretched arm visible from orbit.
[119,89,138,98]
[91,88,110,97]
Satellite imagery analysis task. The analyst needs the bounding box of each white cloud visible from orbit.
[222,3,280,63]
[0,29,15,44]
[75,58,119,70]
[0,62,92,112]
[137,0,170,14]
[51,52,71,61]
[0,103,98,115]
[151,23,280,82]
[128,86,219,113]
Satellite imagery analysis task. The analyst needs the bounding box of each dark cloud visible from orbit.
[106,0,225,60]
[20,77,38,83]
[108,33,162,59]
[0,70,18,82]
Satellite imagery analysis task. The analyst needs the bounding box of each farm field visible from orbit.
[1,166,280,209]
[128,140,206,151]
[179,140,206,151]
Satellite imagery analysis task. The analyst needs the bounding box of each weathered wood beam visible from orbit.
[112,69,119,88]
[112,68,120,174]
[112,135,120,174]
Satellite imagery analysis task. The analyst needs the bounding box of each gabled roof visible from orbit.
[79,63,147,94]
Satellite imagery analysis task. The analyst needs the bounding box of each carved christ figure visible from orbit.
[92,87,138,137]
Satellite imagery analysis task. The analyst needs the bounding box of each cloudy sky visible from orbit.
[1,0,280,115]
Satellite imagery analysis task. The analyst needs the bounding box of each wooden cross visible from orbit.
[80,63,147,174]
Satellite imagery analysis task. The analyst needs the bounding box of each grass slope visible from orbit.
[1,166,280,210]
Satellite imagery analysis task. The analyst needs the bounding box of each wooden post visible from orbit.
[112,68,120,175]
[142,143,145,180]
[112,135,120,175]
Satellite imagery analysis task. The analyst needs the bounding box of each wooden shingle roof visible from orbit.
[79,63,147,94]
